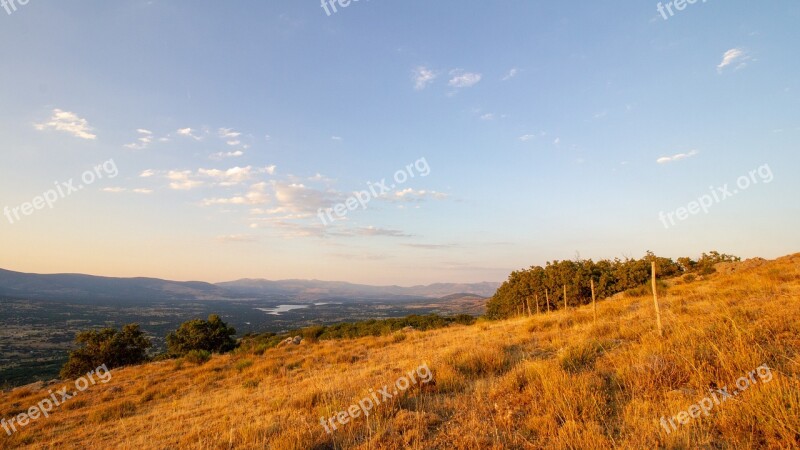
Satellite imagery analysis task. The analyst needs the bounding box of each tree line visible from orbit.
[486,251,739,319]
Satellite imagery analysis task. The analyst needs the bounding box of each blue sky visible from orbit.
[1,0,798,285]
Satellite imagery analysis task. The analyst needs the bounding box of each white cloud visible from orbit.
[197,165,276,187]
[553,137,561,145]
[140,169,156,178]
[331,136,343,141]
[167,170,203,190]
[448,70,482,88]
[210,150,244,160]
[124,128,154,150]
[657,149,699,164]
[391,188,448,202]
[176,127,203,140]
[717,48,749,73]
[102,187,154,194]
[412,66,437,90]
[519,134,536,141]
[502,68,519,81]
[218,128,241,139]
[480,113,495,121]
[203,182,269,205]
[270,181,339,215]
[34,109,96,140]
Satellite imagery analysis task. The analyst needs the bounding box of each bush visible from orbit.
[60,324,152,379]
[184,350,211,365]
[167,314,237,356]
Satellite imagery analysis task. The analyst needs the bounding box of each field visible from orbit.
[1,255,799,449]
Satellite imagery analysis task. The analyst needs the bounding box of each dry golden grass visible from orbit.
[2,254,800,449]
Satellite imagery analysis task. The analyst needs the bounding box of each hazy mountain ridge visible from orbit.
[0,268,499,303]
[216,279,499,300]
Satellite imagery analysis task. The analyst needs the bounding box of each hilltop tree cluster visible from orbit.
[486,251,739,319]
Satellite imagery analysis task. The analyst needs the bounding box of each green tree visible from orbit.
[61,324,152,379]
[166,314,237,356]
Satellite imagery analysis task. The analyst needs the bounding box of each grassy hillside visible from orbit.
[2,255,800,449]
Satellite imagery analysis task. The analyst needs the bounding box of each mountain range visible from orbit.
[0,268,499,303]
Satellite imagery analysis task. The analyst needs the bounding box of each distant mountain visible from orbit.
[0,268,238,303]
[0,268,500,303]
[216,279,500,301]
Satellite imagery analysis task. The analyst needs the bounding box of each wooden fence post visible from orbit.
[526,296,533,317]
[652,261,664,337]
[563,285,568,311]
[535,294,540,315]
[591,279,597,323]
[545,289,550,313]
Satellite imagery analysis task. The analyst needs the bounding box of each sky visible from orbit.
[1,0,799,285]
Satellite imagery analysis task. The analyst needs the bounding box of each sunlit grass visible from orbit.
[2,254,799,449]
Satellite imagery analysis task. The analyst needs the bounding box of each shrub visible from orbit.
[167,314,237,356]
[185,350,212,365]
[60,324,152,379]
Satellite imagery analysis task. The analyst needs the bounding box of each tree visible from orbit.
[61,324,152,379]
[485,251,737,320]
[166,314,237,356]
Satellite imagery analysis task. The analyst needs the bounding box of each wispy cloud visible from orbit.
[218,128,242,146]
[203,182,270,205]
[412,66,437,90]
[34,109,96,140]
[102,187,153,194]
[124,129,153,150]
[198,165,276,187]
[210,150,244,160]
[502,68,519,81]
[176,127,204,140]
[717,48,750,73]
[390,188,448,202]
[448,70,482,88]
[346,226,412,238]
[167,170,203,190]
[657,149,699,164]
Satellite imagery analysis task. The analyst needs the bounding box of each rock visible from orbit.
[292,336,302,345]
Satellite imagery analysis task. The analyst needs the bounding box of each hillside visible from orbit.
[2,255,800,449]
